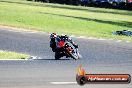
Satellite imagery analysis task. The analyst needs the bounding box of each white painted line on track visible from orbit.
[116,40,122,42]
[126,41,130,43]
[87,37,98,40]
[50,82,77,85]
[70,35,75,37]
[78,36,86,38]
[98,38,106,40]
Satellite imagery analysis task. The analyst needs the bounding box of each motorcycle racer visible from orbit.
[50,33,78,59]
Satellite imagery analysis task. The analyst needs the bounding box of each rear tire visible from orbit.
[55,51,64,60]
[55,52,60,60]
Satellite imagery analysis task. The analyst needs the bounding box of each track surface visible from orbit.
[0,27,132,88]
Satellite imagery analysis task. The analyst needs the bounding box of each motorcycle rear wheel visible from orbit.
[55,51,64,60]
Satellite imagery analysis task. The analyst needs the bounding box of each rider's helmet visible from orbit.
[50,33,57,39]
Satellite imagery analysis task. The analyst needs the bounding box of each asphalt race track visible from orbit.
[0,27,132,88]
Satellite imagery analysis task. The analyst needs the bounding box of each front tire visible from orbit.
[69,51,79,60]
[66,42,80,60]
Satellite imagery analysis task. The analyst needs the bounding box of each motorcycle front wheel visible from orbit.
[66,42,80,60]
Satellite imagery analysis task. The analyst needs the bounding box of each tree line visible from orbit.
[28,0,132,10]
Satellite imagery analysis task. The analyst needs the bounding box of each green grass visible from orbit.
[0,0,132,41]
[0,51,30,59]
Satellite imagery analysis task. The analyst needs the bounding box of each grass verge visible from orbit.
[0,51,30,60]
[0,0,132,41]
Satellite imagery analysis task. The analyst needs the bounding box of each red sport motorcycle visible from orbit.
[55,39,81,60]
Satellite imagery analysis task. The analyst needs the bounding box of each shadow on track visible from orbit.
[34,59,70,60]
